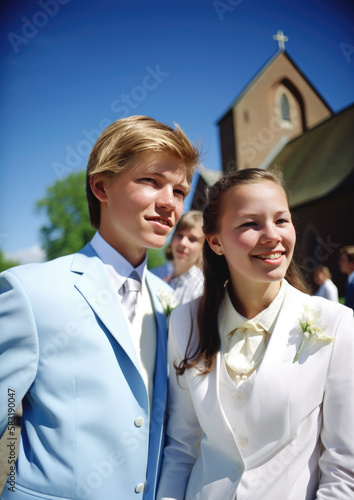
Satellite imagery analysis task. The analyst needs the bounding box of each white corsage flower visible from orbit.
[158,289,179,317]
[293,304,334,363]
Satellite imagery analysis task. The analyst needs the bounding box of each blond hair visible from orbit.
[86,115,201,228]
[314,265,332,280]
[174,210,203,233]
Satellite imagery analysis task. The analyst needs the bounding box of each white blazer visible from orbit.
[157,282,354,500]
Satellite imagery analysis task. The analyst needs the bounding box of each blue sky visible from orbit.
[1,0,353,263]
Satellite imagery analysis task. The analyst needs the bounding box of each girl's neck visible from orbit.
[229,280,281,319]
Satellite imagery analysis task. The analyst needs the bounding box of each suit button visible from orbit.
[236,461,244,473]
[135,483,145,493]
[239,438,248,447]
[134,417,144,427]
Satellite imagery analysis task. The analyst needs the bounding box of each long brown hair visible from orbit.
[176,168,309,377]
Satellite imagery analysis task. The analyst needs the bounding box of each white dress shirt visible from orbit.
[168,265,204,304]
[219,281,286,385]
[152,263,204,304]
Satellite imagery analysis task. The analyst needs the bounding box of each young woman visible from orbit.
[157,168,354,500]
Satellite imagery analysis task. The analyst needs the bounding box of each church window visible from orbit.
[243,110,249,122]
[281,93,291,122]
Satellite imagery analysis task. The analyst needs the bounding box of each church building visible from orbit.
[192,32,354,297]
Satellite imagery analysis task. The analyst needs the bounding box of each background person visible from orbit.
[157,168,354,500]
[152,210,204,304]
[313,265,338,302]
[0,115,200,500]
[338,245,354,310]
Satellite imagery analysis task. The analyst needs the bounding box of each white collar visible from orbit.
[219,280,287,337]
[90,232,147,291]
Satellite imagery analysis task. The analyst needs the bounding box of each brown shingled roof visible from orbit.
[270,104,354,207]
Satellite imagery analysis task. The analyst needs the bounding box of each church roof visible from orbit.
[271,103,354,208]
[217,50,333,125]
[192,104,353,211]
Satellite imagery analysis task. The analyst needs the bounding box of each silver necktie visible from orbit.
[120,271,141,323]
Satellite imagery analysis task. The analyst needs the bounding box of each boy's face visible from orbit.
[91,152,190,267]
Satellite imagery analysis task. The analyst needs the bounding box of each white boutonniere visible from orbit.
[158,289,179,317]
[293,304,334,363]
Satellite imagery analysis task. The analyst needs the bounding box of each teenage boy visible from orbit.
[0,115,200,499]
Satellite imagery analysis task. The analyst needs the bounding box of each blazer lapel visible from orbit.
[142,272,169,499]
[145,271,168,412]
[71,245,141,374]
[262,283,304,365]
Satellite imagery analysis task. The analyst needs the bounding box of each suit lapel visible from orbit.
[71,245,141,374]
[142,272,169,499]
[146,272,168,408]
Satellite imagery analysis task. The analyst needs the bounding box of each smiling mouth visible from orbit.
[254,252,285,260]
[146,217,172,227]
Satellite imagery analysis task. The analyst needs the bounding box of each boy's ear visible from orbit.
[90,174,108,202]
[206,234,224,256]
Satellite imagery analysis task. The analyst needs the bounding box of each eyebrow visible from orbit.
[149,170,190,192]
[238,209,291,217]
[157,168,190,188]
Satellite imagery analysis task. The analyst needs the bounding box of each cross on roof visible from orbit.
[273,30,288,51]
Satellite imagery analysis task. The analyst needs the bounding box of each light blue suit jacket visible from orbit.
[0,244,170,499]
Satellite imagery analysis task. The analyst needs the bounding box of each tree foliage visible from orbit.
[36,171,95,260]
[147,247,166,270]
[0,248,20,272]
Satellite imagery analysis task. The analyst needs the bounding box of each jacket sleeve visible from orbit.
[0,271,39,436]
[157,304,203,500]
[318,305,354,498]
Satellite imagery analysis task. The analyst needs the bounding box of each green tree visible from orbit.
[36,171,95,260]
[147,247,166,270]
[0,248,20,272]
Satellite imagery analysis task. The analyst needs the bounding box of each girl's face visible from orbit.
[207,181,296,290]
